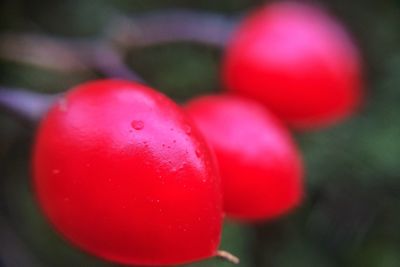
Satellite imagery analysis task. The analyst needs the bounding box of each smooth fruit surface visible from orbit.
[185,95,303,221]
[222,2,362,129]
[32,79,222,266]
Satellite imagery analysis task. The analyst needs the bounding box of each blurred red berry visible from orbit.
[222,2,363,129]
[185,94,303,221]
[32,79,222,266]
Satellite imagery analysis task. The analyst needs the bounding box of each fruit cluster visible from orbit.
[32,2,362,266]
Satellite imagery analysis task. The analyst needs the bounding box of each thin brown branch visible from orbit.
[0,87,59,124]
[0,9,237,85]
[107,9,237,48]
[0,33,89,73]
[0,33,144,82]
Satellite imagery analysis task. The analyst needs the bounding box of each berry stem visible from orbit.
[216,250,240,264]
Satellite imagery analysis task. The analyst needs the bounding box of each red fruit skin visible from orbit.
[32,80,222,266]
[222,2,363,129]
[185,95,303,222]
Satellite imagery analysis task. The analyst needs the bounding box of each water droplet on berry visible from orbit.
[131,120,144,130]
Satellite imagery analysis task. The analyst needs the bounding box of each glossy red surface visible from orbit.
[185,95,303,221]
[222,2,362,129]
[32,80,222,266]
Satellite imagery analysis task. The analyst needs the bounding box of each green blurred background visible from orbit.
[1,0,400,266]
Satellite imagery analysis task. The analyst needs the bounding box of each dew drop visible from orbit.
[131,120,144,130]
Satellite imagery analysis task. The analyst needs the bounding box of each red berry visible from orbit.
[185,94,303,221]
[222,2,362,129]
[32,80,222,266]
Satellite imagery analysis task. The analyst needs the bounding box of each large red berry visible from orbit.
[32,79,222,266]
[185,95,303,221]
[222,2,362,129]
